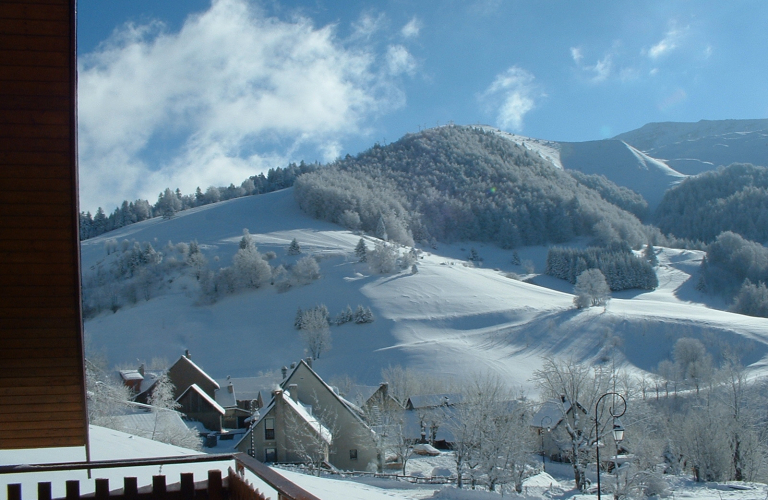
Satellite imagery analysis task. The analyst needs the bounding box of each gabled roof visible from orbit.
[233,390,332,449]
[346,385,380,407]
[281,360,371,428]
[176,383,226,415]
[172,355,220,390]
[214,374,278,405]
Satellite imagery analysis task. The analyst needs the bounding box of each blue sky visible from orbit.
[77,0,768,212]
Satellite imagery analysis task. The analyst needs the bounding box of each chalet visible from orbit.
[214,374,278,428]
[134,351,220,404]
[346,382,402,425]
[176,383,226,432]
[235,359,378,471]
[403,393,463,448]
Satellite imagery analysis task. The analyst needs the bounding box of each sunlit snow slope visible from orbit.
[81,189,768,393]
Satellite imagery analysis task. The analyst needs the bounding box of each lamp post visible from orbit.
[595,392,626,500]
[539,415,552,471]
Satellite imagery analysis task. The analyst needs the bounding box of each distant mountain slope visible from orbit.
[296,125,653,248]
[558,139,686,210]
[615,119,768,175]
[655,163,768,243]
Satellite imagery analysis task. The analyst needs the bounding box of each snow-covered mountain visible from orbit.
[558,139,686,210]
[81,188,768,394]
[614,119,768,175]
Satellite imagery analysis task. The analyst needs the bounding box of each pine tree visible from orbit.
[355,238,368,262]
[294,307,303,329]
[288,238,301,255]
[644,242,658,266]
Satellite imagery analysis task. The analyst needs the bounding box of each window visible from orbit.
[349,449,358,460]
[264,417,275,440]
[265,448,277,462]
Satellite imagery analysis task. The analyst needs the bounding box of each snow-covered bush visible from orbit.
[292,256,320,284]
[368,241,398,274]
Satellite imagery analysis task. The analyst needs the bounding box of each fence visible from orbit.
[1,453,320,500]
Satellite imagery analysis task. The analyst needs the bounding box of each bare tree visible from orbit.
[533,358,619,491]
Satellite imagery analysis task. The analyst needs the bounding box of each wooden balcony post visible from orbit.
[208,470,223,500]
[123,477,138,499]
[38,482,52,500]
[180,473,195,498]
[65,480,80,500]
[7,484,21,500]
[152,475,167,498]
[94,478,110,500]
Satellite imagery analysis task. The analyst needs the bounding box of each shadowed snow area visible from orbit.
[81,188,768,393]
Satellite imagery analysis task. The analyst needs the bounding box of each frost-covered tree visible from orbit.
[573,268,611,308]
[354,305,374,324]
[368,241,398,274]
[292,256,320,285]
[334,305,354,325]
[233,245,271,289]
[299,307,332,359]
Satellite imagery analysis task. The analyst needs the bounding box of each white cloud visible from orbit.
[647,26,687,60]
[481,66,539,131]
[401,17,421,39]
[351,11,386,40]
[570,46,583,64]
[571,45,614,83]
[386,45,416,76]
[78,0,404,211]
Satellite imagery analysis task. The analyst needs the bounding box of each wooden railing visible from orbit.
[1,453,321,500]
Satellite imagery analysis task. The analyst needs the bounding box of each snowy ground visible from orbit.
[4,428,767,500]
[80,188,768,394]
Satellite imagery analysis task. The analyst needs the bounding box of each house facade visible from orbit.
[236,360,378,471]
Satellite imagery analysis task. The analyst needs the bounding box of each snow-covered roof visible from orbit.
[176,383,226,415]
[214,375,278,404]
[531,399,571,428]
[110,411,191,441]
[403,407,456,443]
[282,391,332,444]
[175,355,220,390]
[346,384,380,406]
[119,370,143,381]
[406,393,462,410]
[215,383,237,408]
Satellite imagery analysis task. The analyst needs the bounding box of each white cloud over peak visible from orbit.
[481,66,539,131]
[78,0,407,212]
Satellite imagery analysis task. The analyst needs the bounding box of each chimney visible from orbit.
[228,383,234,394]
[305,357,313,368]
[287,384,298,402]
[290,362,296,369]
[281,366,288,379]
[138,363,145,377]
[380,382,389,399]
[185,349,191,359]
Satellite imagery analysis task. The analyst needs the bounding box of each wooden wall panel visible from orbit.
[0,0,88,449]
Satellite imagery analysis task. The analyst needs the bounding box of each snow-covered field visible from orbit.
[79,188,768,394]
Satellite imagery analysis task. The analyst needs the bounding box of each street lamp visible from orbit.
[539,415,552,471]
[595,392,626,500]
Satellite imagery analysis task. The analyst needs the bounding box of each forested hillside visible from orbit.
[655,163,768,243]
[295,125,657,249]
